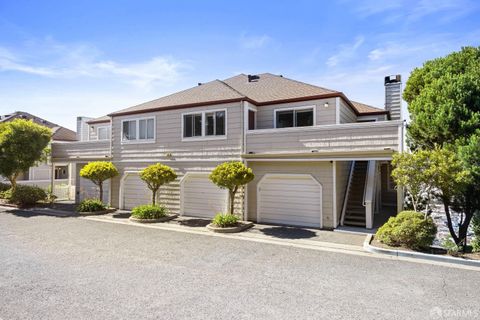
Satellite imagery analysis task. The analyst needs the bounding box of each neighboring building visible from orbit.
[0,111,77,199]
[51,73,404,229]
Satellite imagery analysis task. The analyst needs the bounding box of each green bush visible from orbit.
[472,214,480,253]
[1,185,47,206]
[131,204,167,219]
[0,182,10,193]
[77,199,106,212]
[376,211,437,250]
[212,213,239,228]
[443,237,462,256]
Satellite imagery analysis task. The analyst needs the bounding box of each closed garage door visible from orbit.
[123,174,150,209]
[258,174,322,228]
[181,173,227,218]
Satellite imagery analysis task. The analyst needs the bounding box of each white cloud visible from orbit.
[0,39,187,89]
[239,34,271,49]
[326,36,364,67]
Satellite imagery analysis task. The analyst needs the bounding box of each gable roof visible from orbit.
[86,115,111,124]
[0,111,77,141]
[109,73,388,117]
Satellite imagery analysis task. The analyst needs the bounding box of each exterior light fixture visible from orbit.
[324,102,329,108]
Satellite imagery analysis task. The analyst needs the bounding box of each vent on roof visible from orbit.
[198,82,202,86]
[247,74,260,82]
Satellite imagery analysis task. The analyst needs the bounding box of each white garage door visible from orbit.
[123,174,151,209]
[79,177,110,204]
[181,173,227,218]
[258,174,322,228]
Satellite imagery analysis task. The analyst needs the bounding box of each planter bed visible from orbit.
[206,221,254,233]
[77,208,117,216]
[365,234,480,267]
[129,214,178,224]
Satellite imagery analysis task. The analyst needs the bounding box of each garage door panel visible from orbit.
[123,174,150,209]
[182,174,227,219]
[258,174,322,228]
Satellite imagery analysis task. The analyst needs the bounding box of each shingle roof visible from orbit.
[351,101,386,114]
[109,73,388,116]
[0,111,77,141]
[86,115,111,124]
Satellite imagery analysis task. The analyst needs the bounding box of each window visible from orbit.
[248,110,256,130]
[183,110,226,139]
[275,107,314,128]
[122,117,155,142]
[97,126,110,140]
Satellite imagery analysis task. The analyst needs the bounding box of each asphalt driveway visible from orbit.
[0,208,479,320]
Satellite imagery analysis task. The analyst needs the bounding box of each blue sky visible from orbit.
[1,0,479,130]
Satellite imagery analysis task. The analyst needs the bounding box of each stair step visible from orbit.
[343,220,366,227]
[344,215,365,221]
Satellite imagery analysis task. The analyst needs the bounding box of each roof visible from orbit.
[351,101,387,115]
[109,73,387,117]
[0,111,77,141]
[87,115,111,124]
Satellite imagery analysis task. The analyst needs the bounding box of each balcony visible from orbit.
[51,140,111,162]
[245,120,403,158]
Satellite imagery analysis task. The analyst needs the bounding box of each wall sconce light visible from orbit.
[324,102,329,108]
[90,126,95,131]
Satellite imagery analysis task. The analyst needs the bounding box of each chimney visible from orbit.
[76,116,93,141]
[385,75,402,120]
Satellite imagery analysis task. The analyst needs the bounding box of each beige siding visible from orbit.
[110,161,243,215]
[51,141,111,161]
[246,121,402,155]
[88,123,111,141]
[111,102,243,162]
[339,99,357,123]
[335,161,352,225]
[255,98,336,129]
[246,161,334,229]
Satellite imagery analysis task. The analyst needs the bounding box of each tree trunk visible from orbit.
[152,189,157,205]
[443,198,460,245]
[99,182,103,203]
[229,187,238,215]
[8,173,18,192]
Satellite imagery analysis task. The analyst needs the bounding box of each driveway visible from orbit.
[0,208,479,320]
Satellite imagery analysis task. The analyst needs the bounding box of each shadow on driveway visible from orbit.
[176,218,210,228]
[3,208,78,218]
[258,226,317,239]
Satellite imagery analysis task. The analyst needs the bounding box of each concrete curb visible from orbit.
[129,214,178,223]
[206,221,254,233]
[364,234,480,268]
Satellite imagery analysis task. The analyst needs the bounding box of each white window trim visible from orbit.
[181,109,227,141]
[96,126,111,141]
[273,105,316,129]
[121,117,156,144]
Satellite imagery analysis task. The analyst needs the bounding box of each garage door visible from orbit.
[123,174,151,209]
[181,173,228,218]
[258,174,322,228]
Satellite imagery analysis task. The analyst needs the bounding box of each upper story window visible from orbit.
[97,126,110,140]
[183,110,226,139]
[274,106,315,128]
[122,117,155,142]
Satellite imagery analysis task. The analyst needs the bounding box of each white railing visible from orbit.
[363,161,377,229]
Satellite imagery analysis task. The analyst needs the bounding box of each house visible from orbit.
[51,73,404,229]
[0,111,77,200]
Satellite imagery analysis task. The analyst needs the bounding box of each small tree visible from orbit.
[79,161,118,202]
[139,163,177,205]
[209,161,254,215]
[0,119,51,191]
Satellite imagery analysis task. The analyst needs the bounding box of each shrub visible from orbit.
[139,163,177,205]
[77,199,106,212]
[443,237,462,256]
[472,214,480,253]
[131,204,167,219]
[1,185,47,206]
[212,213,239,228]
[0,182,10,193]
[376,211,437,250]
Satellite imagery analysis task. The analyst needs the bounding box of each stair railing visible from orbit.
[363,160,377,229]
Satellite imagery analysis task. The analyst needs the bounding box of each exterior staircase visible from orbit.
[343,161,368,227]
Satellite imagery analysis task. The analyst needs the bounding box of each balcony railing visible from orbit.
[245,120,403,156]
[51,140,111,161]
